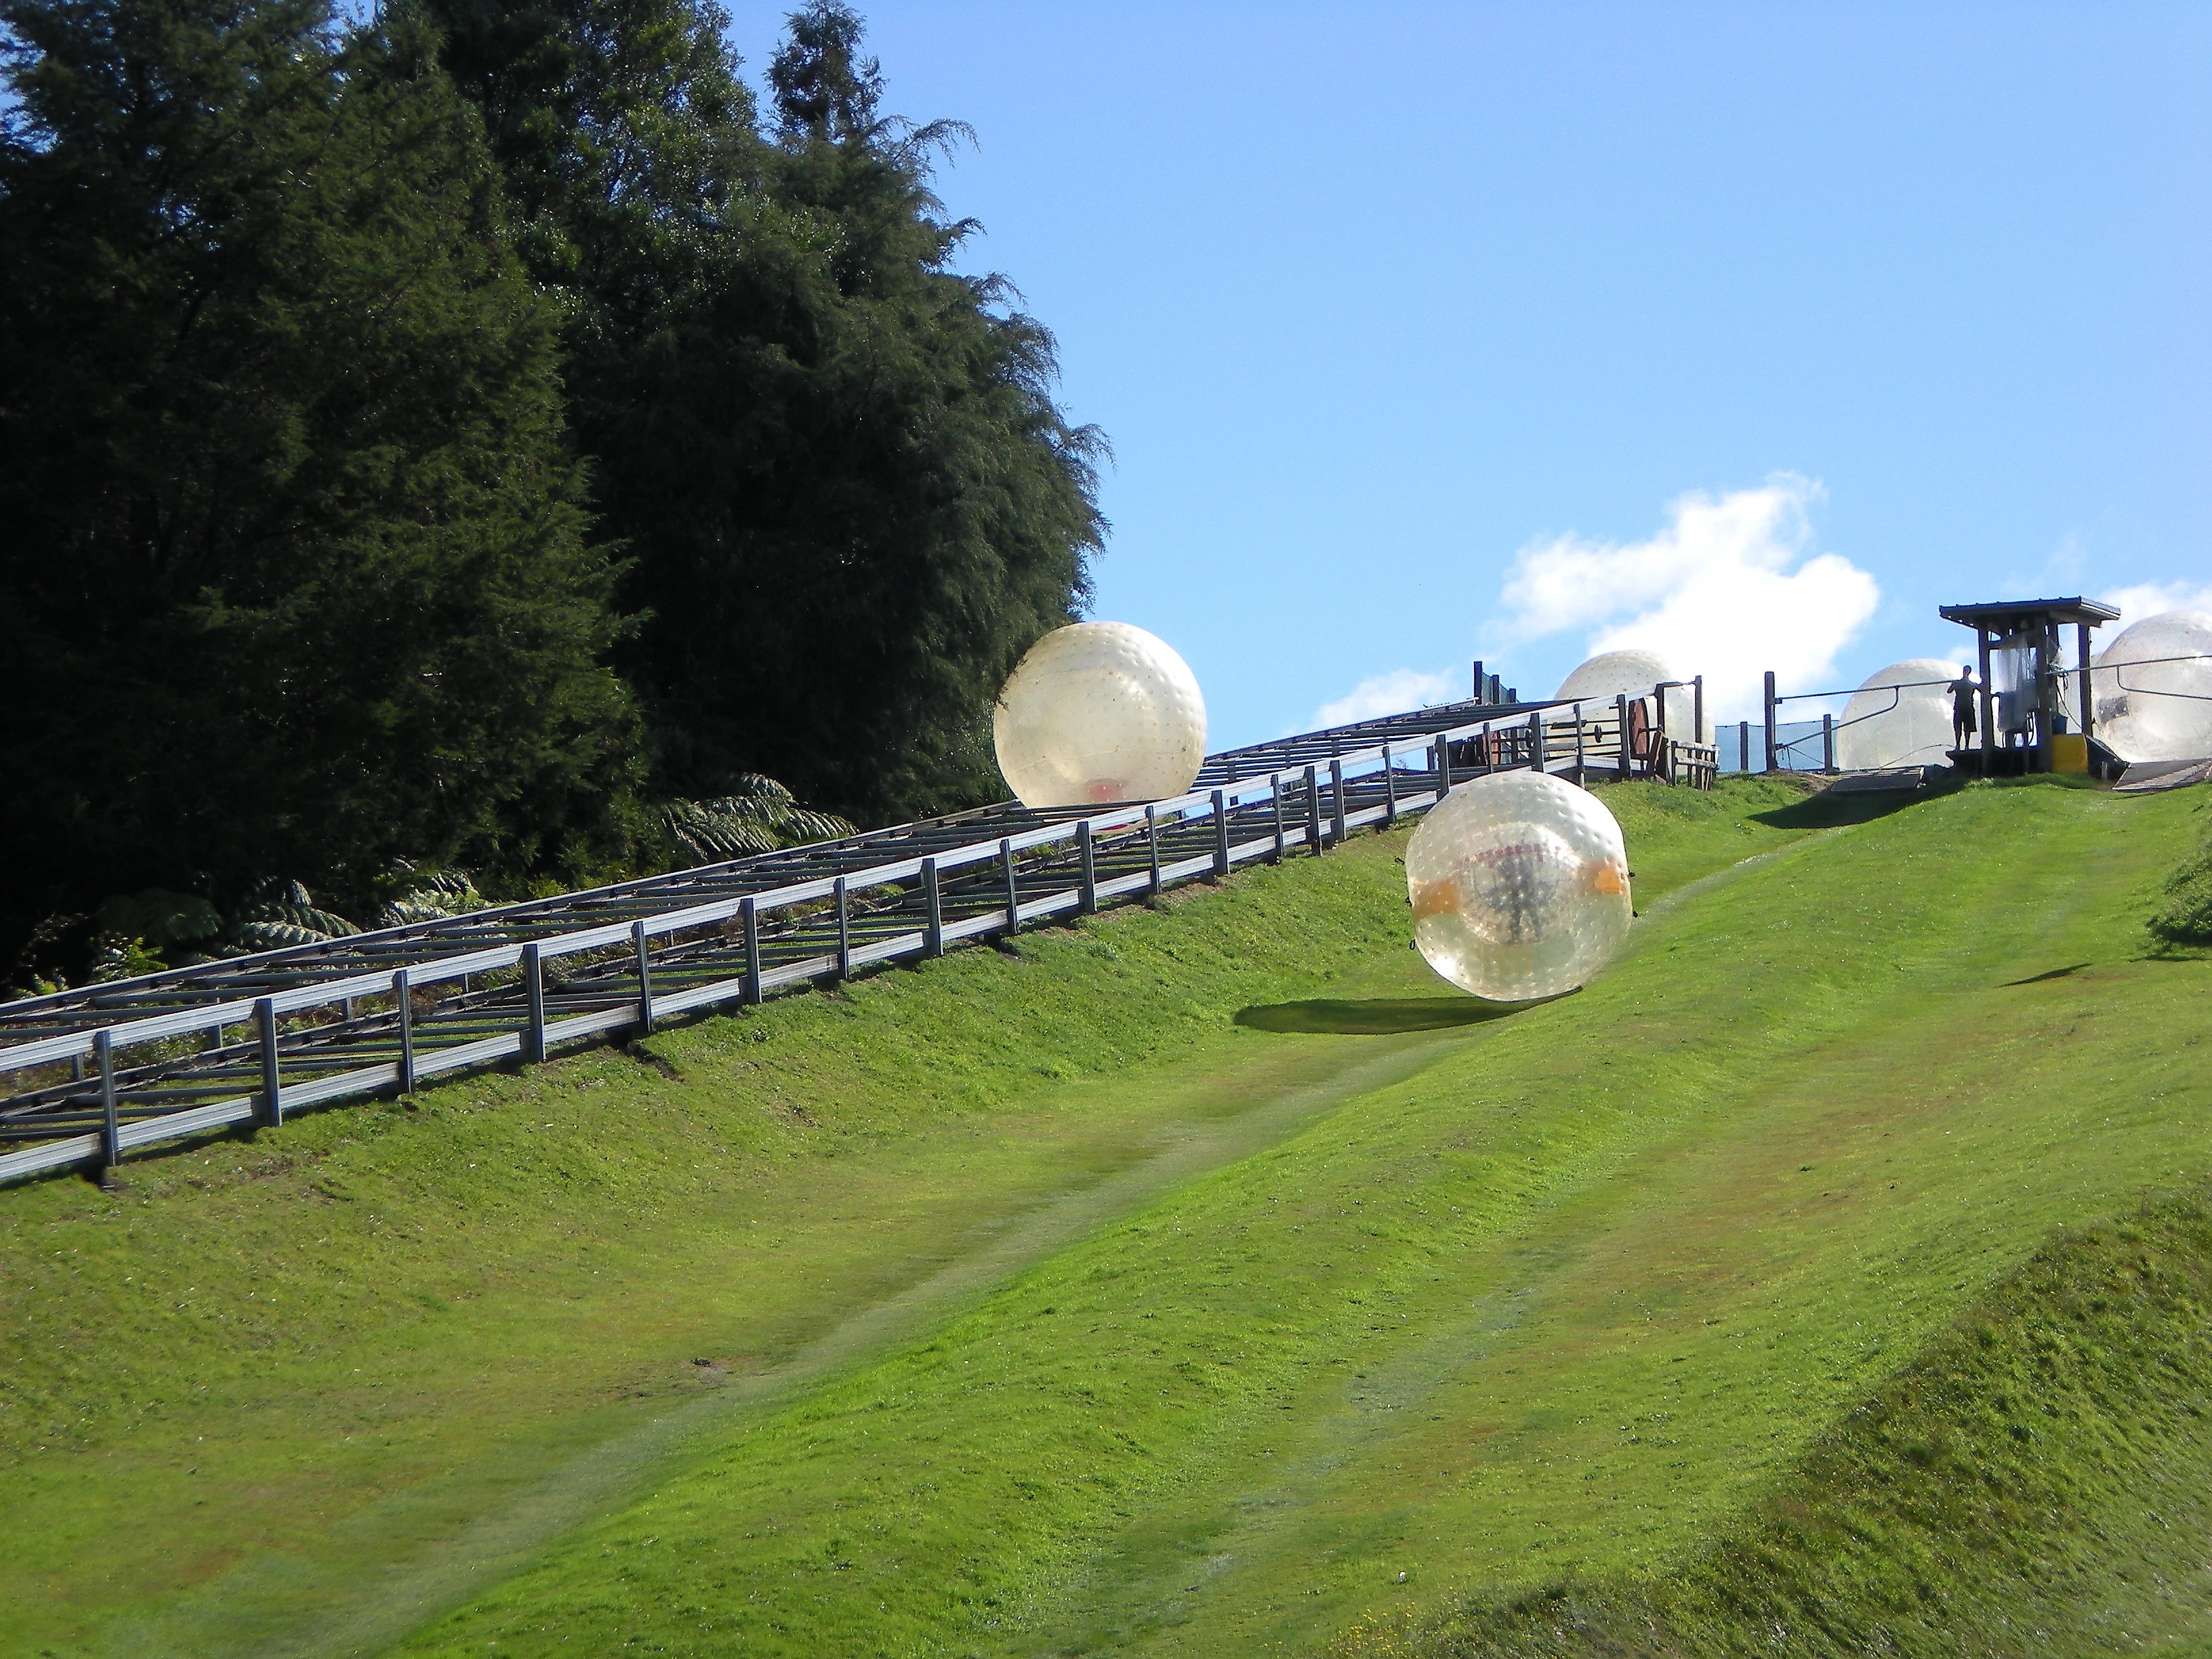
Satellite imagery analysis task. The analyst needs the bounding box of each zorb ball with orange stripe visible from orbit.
[994,622,1208,808]
[1405,771,1632,1001]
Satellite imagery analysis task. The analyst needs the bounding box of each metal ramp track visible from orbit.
[0,693,1707,1185]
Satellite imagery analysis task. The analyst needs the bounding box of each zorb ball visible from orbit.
[2093,611,2212,762]
[1835,659,1959,771]
[1555,649,1698,740]
[994,622,1208,807]
[1405,771,1633,1002]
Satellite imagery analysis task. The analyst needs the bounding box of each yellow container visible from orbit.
[2051,733,2089,775]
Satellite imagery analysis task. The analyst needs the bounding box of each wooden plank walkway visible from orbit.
[0,693,1713,1185]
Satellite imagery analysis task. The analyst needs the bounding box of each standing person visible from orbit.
[1950,666,1979,752]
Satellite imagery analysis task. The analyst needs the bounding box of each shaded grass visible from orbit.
[2148,793,2212,945]
[372,782,2212,1657]
[0,776,1815,1658]
[1371,1185,2212,1657]
[1233,998,1536,1034]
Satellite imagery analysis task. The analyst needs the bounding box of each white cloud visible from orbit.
[2097,579,2212,629]
[1494,476,1879,720]
[1309,668,1461,731]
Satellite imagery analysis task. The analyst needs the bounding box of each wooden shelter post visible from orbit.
[1976,628,1994,769]
[1761,672,1777,773]
[2077,622,2095,743]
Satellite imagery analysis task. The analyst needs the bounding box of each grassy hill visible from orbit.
[3,775,2208,1657]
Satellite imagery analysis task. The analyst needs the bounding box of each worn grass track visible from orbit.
[0,778,1811,1658]
[7,776,2209,1658]
[366,779,2212,1659]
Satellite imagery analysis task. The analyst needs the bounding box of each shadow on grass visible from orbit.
[1233,996,1538,1035]
[1750,772,1965,831]
[2002,962,2091,986]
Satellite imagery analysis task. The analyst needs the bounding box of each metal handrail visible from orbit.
[1774,649,2212,712]
[0,681,1707,1185]
[0,687,1700,1185]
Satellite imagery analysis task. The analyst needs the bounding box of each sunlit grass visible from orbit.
[9,775,2206,1658]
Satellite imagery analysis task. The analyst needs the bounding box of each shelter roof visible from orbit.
[1938,596,2121,630]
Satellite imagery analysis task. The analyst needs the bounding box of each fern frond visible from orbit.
[224,878,361,954]
[657,774,855,867]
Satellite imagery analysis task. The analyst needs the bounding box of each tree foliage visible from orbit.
[0,0,1105,983]
[0,0,643,962]
[427,0,1105,823]
[659,776,853,864]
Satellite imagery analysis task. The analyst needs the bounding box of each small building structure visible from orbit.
[1939,596,2119,775]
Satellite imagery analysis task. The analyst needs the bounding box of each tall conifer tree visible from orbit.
[428,0,1105,823]
[0,0,640,960]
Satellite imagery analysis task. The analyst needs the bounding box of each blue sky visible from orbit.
[730,2,2211,744]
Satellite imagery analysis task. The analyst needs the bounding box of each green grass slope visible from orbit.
[8,777,2211,1657]
[370,779,2212,1659]
[1391,1184,2212,1656]
[0,778,1813,1658]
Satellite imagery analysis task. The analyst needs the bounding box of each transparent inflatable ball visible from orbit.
[1555,648,1700,741]
[994,622,1208,808]
[1835,658,1960,771]
[2093,610,2212,763]
[1405,770,1633,1002]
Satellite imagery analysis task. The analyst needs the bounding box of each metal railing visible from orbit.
[1746,651,2212,773]
[0,687,1707,1187]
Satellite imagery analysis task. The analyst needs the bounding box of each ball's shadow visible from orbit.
[1233,994,1562,1035]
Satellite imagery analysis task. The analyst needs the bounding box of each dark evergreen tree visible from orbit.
[426,0,1105,823]
[424,0,759,327]
[0,0,642,967]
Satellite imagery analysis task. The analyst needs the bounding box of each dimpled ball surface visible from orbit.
[1835,657,1959,771]
[994,622,1208,807]
[1405,770,1633,1002]
[2093,611,2212,762]
[1555,648,1698,741]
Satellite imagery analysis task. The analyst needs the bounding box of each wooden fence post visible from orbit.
[1078,820,1099,912]
[1328,761,1346,844]
[1573,704,1586,784]
[1305,766,1324,853]
[624,922,654,1034]
[920,861,943,958]
[1763,671,1778,773]
[394,967,416,1090]
[1271,775,1286,862]
[96,1027,120,1181]
[1528,710,1546,773]
[1000,841,1021,935]
[1381,743,1397,824]
[522,942,547,1063]
[1616,695,1632,778]
[742,896,764,1000]
[1212,790,1231,877]
[1822,713,1837,775]
[1145,808,1162,894]
[1694,674,1705,745]
[256,996,281,1128]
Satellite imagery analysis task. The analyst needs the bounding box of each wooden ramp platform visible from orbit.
[2117,759,2212,794]
[1826,767,1933,795]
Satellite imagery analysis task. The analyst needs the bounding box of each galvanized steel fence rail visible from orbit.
[0,690,1706,1187]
